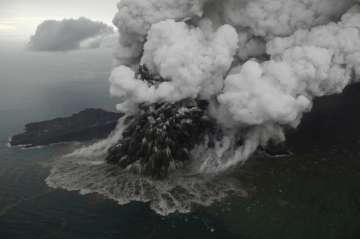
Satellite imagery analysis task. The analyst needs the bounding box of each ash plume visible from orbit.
[47,0,360,215]
[29,17,115,51]
[110,0,360,172]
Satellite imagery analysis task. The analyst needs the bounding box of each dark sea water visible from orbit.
[0,42,238,239]
[1,42,360,239]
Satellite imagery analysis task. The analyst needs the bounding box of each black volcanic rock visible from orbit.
[10,108,123,148]
[104,65,214,179]
[106,99,214,179]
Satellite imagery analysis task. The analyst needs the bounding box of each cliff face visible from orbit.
[10,109,123,148]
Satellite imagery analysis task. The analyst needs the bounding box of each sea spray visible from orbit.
[46,146,247,215]
[65,118,126,159]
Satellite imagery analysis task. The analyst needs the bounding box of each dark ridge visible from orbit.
[105,99,214,179]
[10,108,123,148]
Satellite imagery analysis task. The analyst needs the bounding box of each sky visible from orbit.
[0,0,119,41]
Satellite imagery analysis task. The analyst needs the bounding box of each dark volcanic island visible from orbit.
[9,109,123,148]
[105,98,214,179]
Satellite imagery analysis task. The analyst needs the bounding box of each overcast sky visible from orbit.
[0,0,119,40]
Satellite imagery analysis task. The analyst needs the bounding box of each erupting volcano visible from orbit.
[46,0,360,215]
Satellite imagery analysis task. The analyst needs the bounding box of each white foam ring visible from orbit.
[46,119,248,216]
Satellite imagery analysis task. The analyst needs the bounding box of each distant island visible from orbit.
[9,108,123,148]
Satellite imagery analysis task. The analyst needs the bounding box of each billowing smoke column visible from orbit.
[45,0,360,215]
[109,0,360,173]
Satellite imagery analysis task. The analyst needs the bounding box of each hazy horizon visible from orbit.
[0,0,119,41]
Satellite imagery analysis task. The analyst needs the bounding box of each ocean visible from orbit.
[0,41,360,239]
[0,42,238,239]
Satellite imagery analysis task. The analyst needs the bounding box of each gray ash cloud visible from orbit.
[29,17,114,51]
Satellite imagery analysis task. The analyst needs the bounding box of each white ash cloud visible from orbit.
[110,19,238,111]
[220,0,355,37]
[112,0,208,65]
[29,17,114,51]
[109,0,360,171]
[208,5,360,169]
[219,5,360,128]
[199,0,355,61]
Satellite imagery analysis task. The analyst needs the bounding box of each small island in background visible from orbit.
[9,108,123,148]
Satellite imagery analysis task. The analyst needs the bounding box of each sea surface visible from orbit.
[0,41,360,239]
